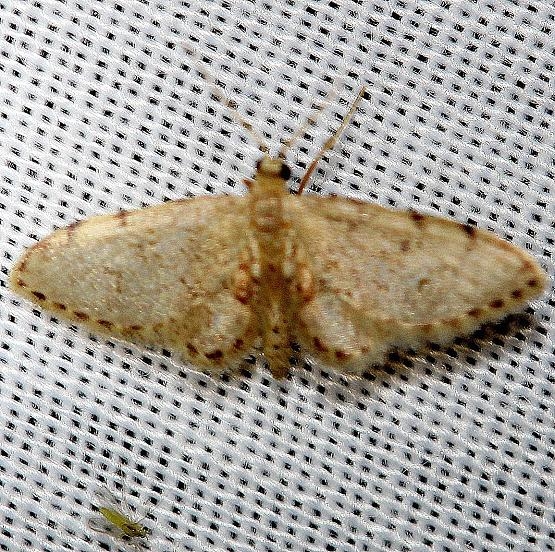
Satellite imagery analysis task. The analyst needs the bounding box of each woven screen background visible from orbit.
[1,1,553,551]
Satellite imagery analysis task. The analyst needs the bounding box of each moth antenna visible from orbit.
[184,46,269,154]
[297,86,367,194]
[277,88,337,159]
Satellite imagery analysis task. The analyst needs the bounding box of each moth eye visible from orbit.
[280,163,291,180]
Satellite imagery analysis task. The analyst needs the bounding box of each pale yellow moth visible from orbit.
[9,86,547,379]
[88,486,149,551]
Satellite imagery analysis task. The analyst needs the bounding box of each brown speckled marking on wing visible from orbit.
[285,196,547,375]
[9,196,259,371]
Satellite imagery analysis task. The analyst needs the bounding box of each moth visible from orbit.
[88,486,149,551]
[9,86,547,379]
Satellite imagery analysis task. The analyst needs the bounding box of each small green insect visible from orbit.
[88,486,150,550]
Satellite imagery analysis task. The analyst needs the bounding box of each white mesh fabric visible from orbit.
[1,1,553,551]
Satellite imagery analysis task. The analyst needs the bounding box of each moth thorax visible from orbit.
[253,198,284,231]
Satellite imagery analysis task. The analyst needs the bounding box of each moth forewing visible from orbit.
[10,197,258,371]
[285,196,547,373]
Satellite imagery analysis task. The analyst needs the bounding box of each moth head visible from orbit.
[255,156,292,181]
